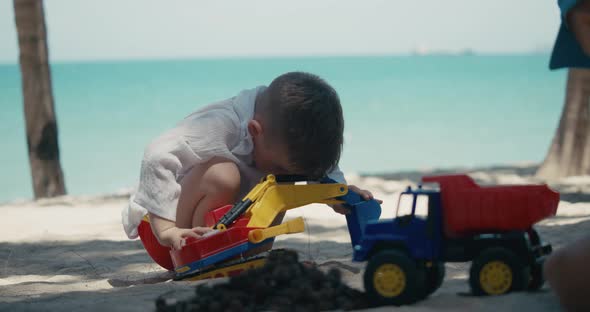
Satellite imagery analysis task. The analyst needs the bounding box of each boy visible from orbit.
[122,72,377,270]
[543,1,590,311]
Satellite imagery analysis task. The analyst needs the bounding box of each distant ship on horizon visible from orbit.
[411,44,476,56]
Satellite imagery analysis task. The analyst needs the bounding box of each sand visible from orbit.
[1,166,586,311]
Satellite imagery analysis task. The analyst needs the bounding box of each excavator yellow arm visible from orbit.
[245,181,348,228]
[248,217,305,244]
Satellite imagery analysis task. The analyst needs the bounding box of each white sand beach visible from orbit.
[1,165,587,311]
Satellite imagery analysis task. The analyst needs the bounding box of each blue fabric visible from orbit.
[559,0,580,19]
[550,0,590,69]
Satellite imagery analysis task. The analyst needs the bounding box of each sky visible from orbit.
[0,0,560,63]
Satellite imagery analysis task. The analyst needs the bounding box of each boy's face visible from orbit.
[249,120,297,175]
[252,137,296,176]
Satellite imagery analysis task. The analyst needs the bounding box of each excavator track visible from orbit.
[176,255,267,281]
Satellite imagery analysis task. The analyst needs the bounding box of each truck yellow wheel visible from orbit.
[373,263,406,297]
[479,261,512,295]
[469,247,530,296]
[363,250,425,305]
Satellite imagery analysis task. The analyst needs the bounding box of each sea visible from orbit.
[0,55,567,202]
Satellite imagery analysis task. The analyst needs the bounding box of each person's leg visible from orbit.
[175,157,241,229]
[175,158,285,258]
[544,235,590,311]
[137,217,174,270]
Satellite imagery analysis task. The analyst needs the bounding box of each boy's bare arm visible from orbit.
[148,212,211,250]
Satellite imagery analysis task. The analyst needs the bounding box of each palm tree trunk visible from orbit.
[537,68,590,180]
[14,0,66,198]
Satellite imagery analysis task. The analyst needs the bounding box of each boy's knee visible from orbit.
[543,244,590,311]
[201,160,240,201]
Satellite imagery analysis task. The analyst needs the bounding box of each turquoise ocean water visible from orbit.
[0,55,566,202]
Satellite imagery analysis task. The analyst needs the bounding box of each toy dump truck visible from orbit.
[347,174,559,306]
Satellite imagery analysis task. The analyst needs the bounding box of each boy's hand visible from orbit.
[159,226,212,250]
[331,185,383,215]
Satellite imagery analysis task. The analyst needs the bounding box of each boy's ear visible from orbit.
[248,119,263,138]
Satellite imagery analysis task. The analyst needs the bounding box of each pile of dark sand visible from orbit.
[156,249,371,312]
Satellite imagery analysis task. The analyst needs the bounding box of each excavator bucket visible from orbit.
[342,191,382,247]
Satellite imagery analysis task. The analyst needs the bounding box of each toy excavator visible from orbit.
[171,174,380,281]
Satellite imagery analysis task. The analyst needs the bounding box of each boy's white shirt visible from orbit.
[122,86,346,239]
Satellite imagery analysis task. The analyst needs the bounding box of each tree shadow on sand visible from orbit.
[558,192,590,203]
[0,237,357,312]
[536,218,590,249]
[0,240,152,279]
[0,281,197,312]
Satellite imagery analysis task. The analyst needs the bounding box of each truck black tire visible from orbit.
[525,228,546,291]
[469,247,530,296]
[363,250,425,306]
[526,228,548,290]
[528,263,545,291]
[423,262,445,298]
[528,228,541,246]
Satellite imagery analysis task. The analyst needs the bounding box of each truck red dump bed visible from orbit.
[422,174,559,237]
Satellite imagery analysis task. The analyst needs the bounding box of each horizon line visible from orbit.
[0,51,551,66]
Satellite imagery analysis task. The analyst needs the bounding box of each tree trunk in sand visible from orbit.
[13,0,66,199]
[537,68,590,180]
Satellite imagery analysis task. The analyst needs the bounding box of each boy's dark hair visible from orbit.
[264,71,344,179]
